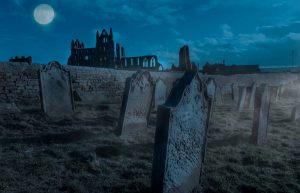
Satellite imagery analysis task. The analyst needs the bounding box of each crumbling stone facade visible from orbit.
[0,62,182,108]
[9,56,32,65]
[179,45,191,70]
[68,28,161,70]
[171,45,197,71]
[68,28,115,68]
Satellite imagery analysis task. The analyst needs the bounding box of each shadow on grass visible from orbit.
[208,134,251,148]
[0,129,94,145]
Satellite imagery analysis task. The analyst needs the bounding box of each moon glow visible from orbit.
[34,4,55,25]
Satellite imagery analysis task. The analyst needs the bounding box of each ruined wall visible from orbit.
[0,62,41,108]
[66,66,183,104]
[0,62,183,109]
[0,61,298,110]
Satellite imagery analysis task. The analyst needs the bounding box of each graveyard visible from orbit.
[0,61,299,193]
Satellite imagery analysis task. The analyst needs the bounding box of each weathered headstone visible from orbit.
[39,61,74,118]
[117,71,154,137]
[231,83,239,102]
[291,105,300,122]
[221,84,232,97]
[154,79,168,109]
[215,86,223,104]
[238,86,247,112]
[269,86,279,102]
[206,78,216,100]
[0,102,20,114]
[252,84,271,145]
[206,78,216,121]
[248,82,257,108]
[275,86,281,102]
[151,72,212,193]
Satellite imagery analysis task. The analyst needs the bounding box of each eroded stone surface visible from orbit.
[238,86,247,112]
[215,86,223,104]
[151,72,211,193]
[206,78,216,100]
[248,82,257,109]
[252,85,271,145]
[232,84,239,102]
[291,105,300,122]
[39,61,74,118]
[117,71,154,137]
[0,102,20,114]
[154,79,168,109]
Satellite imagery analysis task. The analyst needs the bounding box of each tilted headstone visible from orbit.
[206,78,216,121]
[252,84,271,145]
[39,61,74,118]
[238,86,247,112]
[279,85,285,97]
[278,85,283,100]
[206,78,216,100]
[231,83,239,102]
[0,102,20,114]
[215,86,223,104]
[154,79,168,109]
[269,86,279,102]
[248,82,257,109]
[275,86,281,102]
[151,72,212,193]
[117,71,154,137]
[221,84,232,96]
[291,105,300,122]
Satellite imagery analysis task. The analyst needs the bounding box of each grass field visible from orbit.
[0,95,299,193]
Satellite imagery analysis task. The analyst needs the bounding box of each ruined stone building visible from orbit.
[171,45,197,71]
[9,56,32,65]
[179,45,191,70]
[68,28,161,70]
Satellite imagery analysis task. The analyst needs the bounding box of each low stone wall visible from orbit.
[0,62,183,109]
[0,62,41,107]
[203,73,299,87]
[3,61,296,110]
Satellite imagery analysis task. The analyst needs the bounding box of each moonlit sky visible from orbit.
[1,0,300,68]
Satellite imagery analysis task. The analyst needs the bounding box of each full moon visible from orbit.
[34,4,55,25]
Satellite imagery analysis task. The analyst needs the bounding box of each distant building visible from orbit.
[9,56,32,64]
[203,62,261,75]
[171,45,197,71]
[68,27,161,70]
[179,45,191,70]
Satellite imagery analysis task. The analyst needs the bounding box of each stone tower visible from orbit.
[179,45,191,71]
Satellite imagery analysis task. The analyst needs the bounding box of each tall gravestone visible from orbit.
[269,86,278,102]
[151,72,212,193]
[117,71,154,137]
[206,78,216,101]
[39,61,74,118]
[275,86,281,102]
[248,82,257,109]
[215,86,223,104]
[231,83,239,102]
[291,105,300,122]
[154,79,168,109]
[238,86,247,112]
[0,102,20,114]
[206,78,216,121]
[252,84,271,145]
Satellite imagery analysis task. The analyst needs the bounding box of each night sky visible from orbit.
[1,0,300,69]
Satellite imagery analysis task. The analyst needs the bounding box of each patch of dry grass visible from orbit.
[0,96,299,193]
